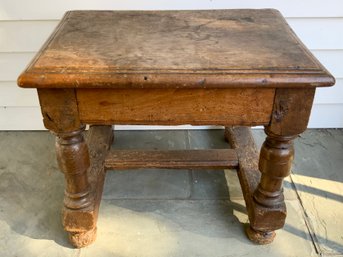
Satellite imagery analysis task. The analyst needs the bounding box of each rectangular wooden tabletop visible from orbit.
[18,9,334,89]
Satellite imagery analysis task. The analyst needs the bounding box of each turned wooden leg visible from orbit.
[247,127,296,244]
[56,126,92,210]
[254,128,295,207]
[225,89,315,244]
[55,126,96,247]
[38,90,113,247]
[225,126,297,244]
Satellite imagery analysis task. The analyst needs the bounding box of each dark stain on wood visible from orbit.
[104,149,238,170]
[63,125,113,248]
[18,9,334,89]
[269,88,316,136]
[17,9,336,248]
[37,89,81,133]
[76,88,275,126]
[225,126,288,244]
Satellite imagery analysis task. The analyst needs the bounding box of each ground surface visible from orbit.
[0,129,342,257]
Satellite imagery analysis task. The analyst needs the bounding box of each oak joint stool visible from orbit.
[18,9,335,248]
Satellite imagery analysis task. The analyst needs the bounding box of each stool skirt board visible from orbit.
[17,9,335,248]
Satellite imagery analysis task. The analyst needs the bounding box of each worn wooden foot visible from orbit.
[69,227,97,248]
[225,126,295,244]
[56,125,113,248]
[246,225,276,245]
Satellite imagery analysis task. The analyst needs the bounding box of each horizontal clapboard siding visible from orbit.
[286,18,343,50]
[0,21,58,53]
[0,1,342,129]
[1,0,343,20]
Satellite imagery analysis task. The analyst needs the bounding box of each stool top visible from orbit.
[18,9,334,89]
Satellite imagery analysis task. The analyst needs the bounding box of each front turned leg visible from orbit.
[247,127,296,244]
[55,126,95,248]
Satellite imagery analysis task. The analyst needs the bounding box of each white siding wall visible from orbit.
[1,0,342,130]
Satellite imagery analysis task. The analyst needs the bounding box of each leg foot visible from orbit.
[225,127,291,242]
[246,225,275,245]
[69,227,97,248]
[55,125,113,248]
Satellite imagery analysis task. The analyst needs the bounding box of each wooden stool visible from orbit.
[18,9,335,248]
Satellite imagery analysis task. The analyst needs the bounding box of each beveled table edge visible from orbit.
[17,9,336,89]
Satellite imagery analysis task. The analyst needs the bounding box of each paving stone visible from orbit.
[0,132,78,256]
[251,129,265,149]
[81,199,317,257]
[82,199,250,257]
[225,168,298,201]
[224,169,244,200]
[231,199,318,257]
[187,130,231,200]
[291,129,343,256]
[187,129,229,149]
[103,169,191,200]
[104,130,191,200]
[1,129,340,257]
[190,170,230,200]
[111,130,188,150]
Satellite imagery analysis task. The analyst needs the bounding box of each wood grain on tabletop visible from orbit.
[18,9,334,89]
[18,9,336,248]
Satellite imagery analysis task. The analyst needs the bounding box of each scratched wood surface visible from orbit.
[18,9,334,89]
[76,88,275,125]
[104,149,238,170]
[225,126,285,244]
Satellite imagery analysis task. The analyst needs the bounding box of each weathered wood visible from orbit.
[77,88,274,126]
[269,88,316,136]
[18,10,334,89]
[56,126,92,211]
[37,88,80,133]
[63,125,113,248]
[225,126,288,244]
[254,128,296,208]
[224,127,260,192]
[104,149,238,170]
[17,9,335,248]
